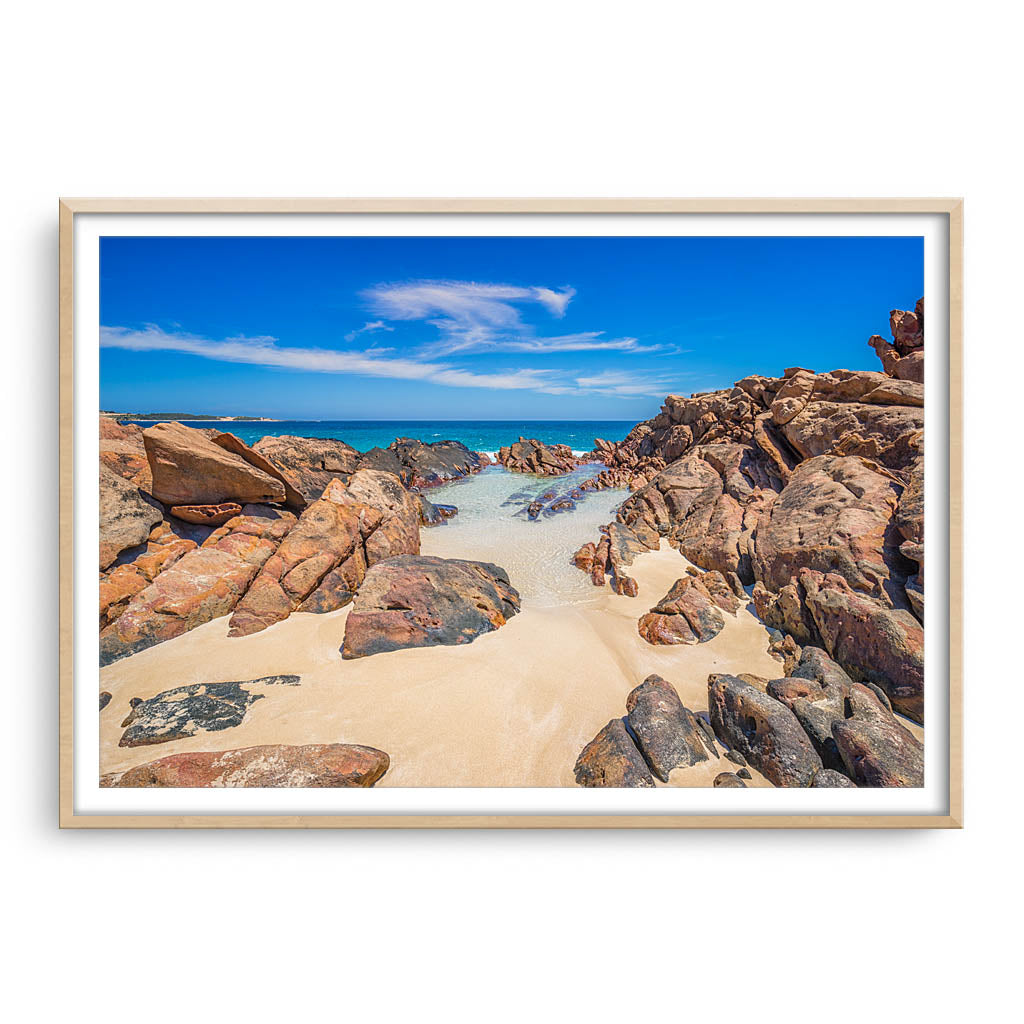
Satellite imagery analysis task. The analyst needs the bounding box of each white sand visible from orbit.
[98,541,788,787]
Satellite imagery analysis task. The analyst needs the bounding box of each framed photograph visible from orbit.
[60,198,962,828]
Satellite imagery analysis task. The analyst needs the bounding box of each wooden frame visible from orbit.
[60,197,963,829]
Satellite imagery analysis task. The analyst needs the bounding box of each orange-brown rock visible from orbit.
[228,488,381,636]
[250,434,362,500]
[831,683,923,787]
[344,469,421,565]
[99,508,296,665]
[496,437,580,476]
[210,431,307,509]
[169,502,243,526]
[100,743,389,788]
[637,575,730,646]
[143,421,287,506]
[99,417,152,490]
[750,454,905,600]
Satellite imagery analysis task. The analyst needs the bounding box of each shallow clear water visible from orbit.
[420,465,626,608]
[122,418,636,455]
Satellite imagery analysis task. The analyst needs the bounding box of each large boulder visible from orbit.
[573,718,655,787]
[625,675,715,781]
[751,455,905,601]
[99,508,296,665]
[831,684,924,787]
[358,437,487,489]
[250,435,362,501]
[99,464,163,570]
[708,674,822,787]
[101,743,389,787]
[143,421,286,506]
[211,431,307,509]
[118,676,298,746]
[341,555,520,659]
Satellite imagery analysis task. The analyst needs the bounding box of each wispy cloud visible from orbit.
[362,279,656,357]
[574,369,682,398]
[343,320,394,343]
[100,325,568,394]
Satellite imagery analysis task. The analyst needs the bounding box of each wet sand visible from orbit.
[99,541,791,787]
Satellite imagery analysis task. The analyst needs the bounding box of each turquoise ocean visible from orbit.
[122,419,637,455]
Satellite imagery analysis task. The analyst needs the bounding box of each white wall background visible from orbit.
[1,2,1014,1020]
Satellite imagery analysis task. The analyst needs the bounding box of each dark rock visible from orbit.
[358,437,487,490]
[811,768,857,788]
[714,772,747,788]
[99,691,112,711]
[708,674,822,787]
[417,495,458,526]
[573,718,656,787]
[341,555,520,658]
[100,743,389,788]
[831,684,924,787]
[724,749,748,767]
[736,768,752,780]
[624,674,712,781]
[118,676,298,747]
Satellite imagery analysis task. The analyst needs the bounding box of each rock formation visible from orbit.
[99,465,164,570]
[637,571,739,646]
[497,437,582,475]
[341,555,521,658]
[578,299,926,723]
[143,421,288,506]
[100,743,389,787]
[358,437,489,490]
[250,434,363,501]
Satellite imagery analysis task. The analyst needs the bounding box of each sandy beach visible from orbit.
[98,539,816,787]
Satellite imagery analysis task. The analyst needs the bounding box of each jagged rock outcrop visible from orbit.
[227,486,382,636]
[250,434,362,500]
[99,465,163,570]
[577,298,926,727]
[100,742,390,788]
[341,555,521,658]
[99,507,297,665]
[358,437,488,490]
[142,421,288,506]
[497,437,581,475]
[417,496,458,526]
[344,469,422,565]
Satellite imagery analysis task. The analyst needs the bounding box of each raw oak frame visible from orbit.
[59,197,964,829]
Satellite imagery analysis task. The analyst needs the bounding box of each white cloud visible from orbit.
[343,320,394,343]
[574,369,681,398]
[100,325,567,393]
[361,279,655,357]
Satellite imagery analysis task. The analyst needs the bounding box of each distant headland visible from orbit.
[102,412,278,422]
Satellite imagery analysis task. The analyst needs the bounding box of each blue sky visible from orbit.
[100,235,923,420]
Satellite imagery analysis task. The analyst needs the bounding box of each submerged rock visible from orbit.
[101,742,388,788]
[341,555,521,658]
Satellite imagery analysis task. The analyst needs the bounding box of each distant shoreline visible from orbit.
[101,412,279,422]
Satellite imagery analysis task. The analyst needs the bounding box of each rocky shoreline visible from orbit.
[97,299,926,790]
